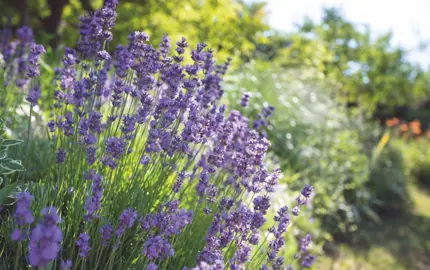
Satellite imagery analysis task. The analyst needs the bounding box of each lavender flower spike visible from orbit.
[11,192,34,241]
[28,207,62,267]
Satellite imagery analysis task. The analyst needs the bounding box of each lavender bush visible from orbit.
[0,1,315,269]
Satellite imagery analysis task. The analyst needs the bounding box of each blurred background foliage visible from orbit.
[1,0,430,268]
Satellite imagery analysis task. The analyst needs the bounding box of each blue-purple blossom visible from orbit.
[76,233,91,258]
[56,148,66,164]
[240,92,250,107]
[86,146,97,165]
[28,207,62,267]
[299,234,312,253]
[116,208,137,237]
[292,206,300,216]
[297,184,314,205]
[172,171,186,193]
[84,170,103,220]
[301,185,313,198]
[26,85,41,105]
[61,259,73,270]
[16,26,34,43]
[26,43,46,78]
[102,136,128,168]
[11,192,34,241]
[301,254,316,268]
[143,235,174,260]
[96,50,111,61]
[100,223,114,247]
[47,120,56,132]
[147,263,158,270]
[253,195,270,214]
[88,112,103,133]
[0,11,320,269]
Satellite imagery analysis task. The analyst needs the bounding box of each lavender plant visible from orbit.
[0,1,316,269]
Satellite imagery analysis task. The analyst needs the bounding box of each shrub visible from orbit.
[224,62,371,235]
[0,1,315,269]
[224,62,414,236]
[367,142,412,215]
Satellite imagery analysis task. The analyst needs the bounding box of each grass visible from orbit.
[318,181,430,269]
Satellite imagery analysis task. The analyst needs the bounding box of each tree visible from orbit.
[272,7,430,114]
[0,0,269,63]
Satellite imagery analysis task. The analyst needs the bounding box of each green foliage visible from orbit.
[272,8,430,114]
[225,62,372,234]
[0,119,24,205]
[225,62,416,239]
[394,138,430,190]
[1,0,269,65]
[367,141,412,214]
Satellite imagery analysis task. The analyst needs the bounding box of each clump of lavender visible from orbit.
[11,192,34,241]
[140,200,193,262]
[0,0,319,268]
[28,207,62,267]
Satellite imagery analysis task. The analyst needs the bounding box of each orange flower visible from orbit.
[400,123,409,132]
[409,120,422,135]
[385,117,400,127]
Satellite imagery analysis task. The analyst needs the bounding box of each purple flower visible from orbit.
[172,171,186,193]
[96,50,111,61]
[301,185,313,198]
[291,206,300,216]
[76,233,91,258]
[301,254,316,268]
[28,207,62,267]
[140,155,151,165]
[240,92,250,107]
[86,146,97,165]
[26,43,46,78]
[296,185,313,206]
[159,34,171,57]
[11,192,34,241]
[16,26,34,43]
[175,37,188,55]
[84,170,103,220]
[102,137,128,168]
[77,0,118,58]
[139,201,193,237]
[61,259,73,270]
[26,85,41,105]
[249,233,260,245]
[147,263,158,270]
[105,137,127,159]
[299,234,312,253]
[116,208,137,237]
[56,148,66,164]
[88,112,103,133]
[230,243,251,268]
[47,120,56,132]
[13,192,34,227]
[100,223,113,247]
[142,236,174,260]
[253,195,270,214]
